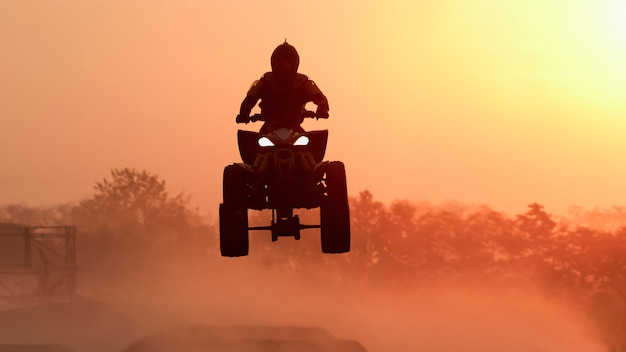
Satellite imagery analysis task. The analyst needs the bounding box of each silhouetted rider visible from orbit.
[236,41,329,134]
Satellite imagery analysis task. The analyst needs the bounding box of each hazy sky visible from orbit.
[2,0,626,216]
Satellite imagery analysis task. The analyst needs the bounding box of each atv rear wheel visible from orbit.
[220,165,249,257]
[320,161,351,253]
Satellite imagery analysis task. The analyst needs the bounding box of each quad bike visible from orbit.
[219,112,350,257]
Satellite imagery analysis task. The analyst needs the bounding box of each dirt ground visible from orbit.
[0,300,366,352]
[0,241,611,352]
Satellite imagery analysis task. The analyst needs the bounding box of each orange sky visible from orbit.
[1,0,626,216]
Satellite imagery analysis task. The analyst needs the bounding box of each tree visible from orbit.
[74,168,196,239]
[348,191,395,271]
[515,203,556,242]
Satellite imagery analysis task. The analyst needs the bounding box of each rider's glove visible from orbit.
[236,114,250,124]
[315,108,329,119]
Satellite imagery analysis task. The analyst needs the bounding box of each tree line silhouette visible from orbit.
[1,168,625,347]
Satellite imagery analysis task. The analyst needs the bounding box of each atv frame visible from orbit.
[219,122,350,257]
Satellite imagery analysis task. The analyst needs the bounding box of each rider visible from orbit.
[236,41,329,133]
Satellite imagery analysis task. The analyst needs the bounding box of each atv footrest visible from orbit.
[271,216,301,241]
[248,215,321,242]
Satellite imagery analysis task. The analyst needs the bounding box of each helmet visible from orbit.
[271,41,300,74]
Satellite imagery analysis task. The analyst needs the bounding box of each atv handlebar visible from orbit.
[249,110,323,123]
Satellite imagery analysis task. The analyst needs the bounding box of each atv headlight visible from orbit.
[258,137,274,147]
[293,135,309,146]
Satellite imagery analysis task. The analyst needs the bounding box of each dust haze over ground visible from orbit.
[186,263,606,352]
[0,233,608,352]
[182,260,606,352]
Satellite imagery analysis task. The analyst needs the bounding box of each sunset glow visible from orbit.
[606,0,626,44]
[1,0,625,216]
[3,2,626,351]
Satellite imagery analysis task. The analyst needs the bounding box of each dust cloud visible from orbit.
[183,261,607,352]
[0,236,609,352]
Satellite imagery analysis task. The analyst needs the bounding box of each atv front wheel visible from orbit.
[219,203,249,257]
[223,164,249,207]
[220,165,249,257]
[320,161,351,253]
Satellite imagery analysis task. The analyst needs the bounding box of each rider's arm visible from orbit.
[237,79,264,122]
[306,80,329,118]
[238,95,258,121]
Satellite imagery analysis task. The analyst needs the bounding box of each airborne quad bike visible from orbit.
[219,112,351,257]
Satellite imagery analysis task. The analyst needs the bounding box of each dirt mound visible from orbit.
[0,301,367,352]
[122,325,368,352]
[0,345,75,352]
[0,300,184,352]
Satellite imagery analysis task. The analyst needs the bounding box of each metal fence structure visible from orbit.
[0,224,77,300]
